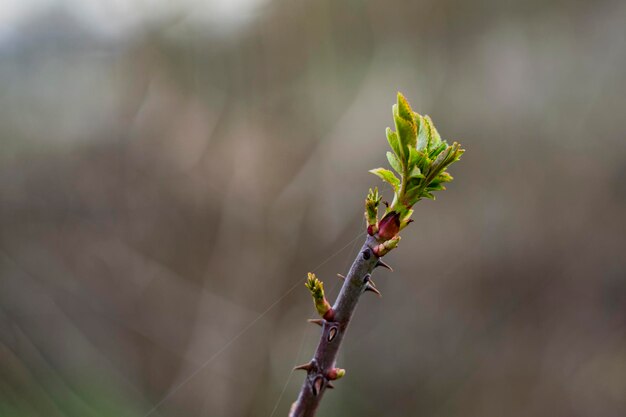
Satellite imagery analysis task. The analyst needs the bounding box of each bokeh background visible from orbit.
[1,0,625,416]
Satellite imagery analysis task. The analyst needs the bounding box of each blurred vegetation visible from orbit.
[1,0,625,416]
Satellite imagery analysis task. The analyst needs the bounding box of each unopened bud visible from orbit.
[372,236,401,257]
[377,211,401,241]
[327,368,346,380]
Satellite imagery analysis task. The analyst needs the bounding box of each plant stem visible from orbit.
[288,91,463,416]
[289,234,382,417]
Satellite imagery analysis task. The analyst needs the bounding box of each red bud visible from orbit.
[326,368,346,380]
[322,308,335,321]
[376,211,401,241]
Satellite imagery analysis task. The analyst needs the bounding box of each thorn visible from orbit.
[327,381,335,389]
[294,362,313,372]
[375,259,393,271]
[336,273,345,281]
[364,283,382,297]
[307,318,324,327]
[363,273,376,286]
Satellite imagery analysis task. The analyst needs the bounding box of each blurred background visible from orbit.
[1,0,625,416]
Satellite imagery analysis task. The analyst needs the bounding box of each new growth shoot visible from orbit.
[290,92,464,417]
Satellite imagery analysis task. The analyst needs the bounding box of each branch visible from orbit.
[289,235,386,417]
[288,92,464,417]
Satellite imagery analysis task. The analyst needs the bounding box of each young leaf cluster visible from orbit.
[305,273,332,318]
[369,93,464,227]
[365,187,382,230]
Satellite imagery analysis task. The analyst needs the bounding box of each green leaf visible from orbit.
[427,182,446,191]
[416,151,431,173]
[369,168,400,191]
[429,146,455,177]
[424,116,442,150]
[406,176,422,189]
[370,92,464,218]
[421,191,435,200]
[397,92,414,122]
[436,172,454,183]
[429,143,464,181]
[404,177,425,204]
[408,147,419,166]
[386,151,403,174]
[403,189,421,204]
[394,105,417,151]
[451,143,465,162]
[409,165,424,179]
[429,142,447,159]
[416,114,428,151]
[412,113,422,140]
[409,148,430,174]
[386,128,404,162]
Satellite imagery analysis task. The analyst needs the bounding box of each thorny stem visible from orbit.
[289,235,382,417]
[288,92,463,417]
